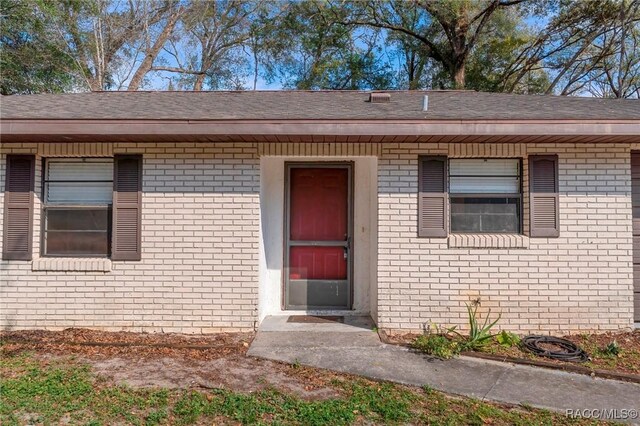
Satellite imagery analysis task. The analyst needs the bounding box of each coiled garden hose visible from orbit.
[521,335,589,363]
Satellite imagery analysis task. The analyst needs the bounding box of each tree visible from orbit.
[584,0,640,98]
[500,0,640,97]
[127,2,184,91]
[339,0,527,89]
[369,3,435,89]
[0,0,77,94]
[150,0,260,91]
[3,0,637,97]
[23,0,179,91]
[260,1,394,90]
[462,7,550,93]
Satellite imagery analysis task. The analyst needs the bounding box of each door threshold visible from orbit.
[287,315,344,324]
[274,310,368,317]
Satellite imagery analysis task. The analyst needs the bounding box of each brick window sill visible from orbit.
[32,258,112,272]
[448,234,529,249]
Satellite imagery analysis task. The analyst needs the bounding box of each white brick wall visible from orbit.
[1,142,260,332]
[0,141,635,333]
[378,143,634,333]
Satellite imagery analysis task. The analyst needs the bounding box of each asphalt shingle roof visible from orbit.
[1,90,639,121]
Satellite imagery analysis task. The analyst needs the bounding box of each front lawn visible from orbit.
[0,330,600,425]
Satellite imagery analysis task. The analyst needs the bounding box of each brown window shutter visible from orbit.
[2,155,35,260]
[529,154,559,238]
[112,155,142,260]
[418,156,448,237]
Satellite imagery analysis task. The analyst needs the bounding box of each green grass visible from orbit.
[0,353,596,425]
[0,354,170,426]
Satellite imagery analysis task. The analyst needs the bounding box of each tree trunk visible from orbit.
[252,39,259,90]
[452,62,465,89]
[88,76,102,92]
[128,9,182,91]
[408,53,417,89]
[193,74,206,90]
[615,0,628,98]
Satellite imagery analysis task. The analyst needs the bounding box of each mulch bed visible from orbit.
[0,328,253,361]
[380,329,640,382]
[380,331,421,348]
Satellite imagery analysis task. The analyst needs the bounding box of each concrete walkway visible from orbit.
[249,316,640,421]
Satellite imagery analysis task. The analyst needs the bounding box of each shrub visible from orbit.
[496,330,521,347]
[458,302,501,351]
[412,334,461,359]
[597,341,621,358]
[412,301,503,357]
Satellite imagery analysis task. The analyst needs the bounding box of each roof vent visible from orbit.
[369,92,391,103]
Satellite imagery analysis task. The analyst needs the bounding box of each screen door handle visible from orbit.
[344,236,351,259]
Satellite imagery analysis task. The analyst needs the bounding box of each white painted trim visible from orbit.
[258,156,378,323]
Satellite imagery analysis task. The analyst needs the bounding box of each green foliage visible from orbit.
[463,9,551,94]
[0,354,417,425]
[260,1,395,90]
[412,334,461,359]
[0,354,170,425]
[597,341,622,358]
[0,0,78,94]
[496,330,521,348]
[3,0,637,96]
[173,382,416,425]
[460,302,501,351]
[412,303,502,357]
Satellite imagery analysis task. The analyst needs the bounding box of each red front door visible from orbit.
[286,165,351,309]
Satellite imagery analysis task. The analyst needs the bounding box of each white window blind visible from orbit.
[449,159,520,194]
[45,159,113,204]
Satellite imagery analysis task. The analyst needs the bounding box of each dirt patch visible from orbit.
[0,328,342,400]
[83,355,339,399]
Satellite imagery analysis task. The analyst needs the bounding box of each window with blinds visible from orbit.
[449,159,522,233]
[43,158,113,257]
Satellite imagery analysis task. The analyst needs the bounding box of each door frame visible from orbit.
[283,161,354,310]
[632,151,640,324]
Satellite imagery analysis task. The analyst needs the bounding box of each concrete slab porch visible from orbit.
[249,316,640,422]
[257,315,376,332]
[252,315,381,349]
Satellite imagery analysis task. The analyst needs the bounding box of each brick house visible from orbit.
[1,91,639,334]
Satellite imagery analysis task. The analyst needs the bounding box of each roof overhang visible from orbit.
[1,119,639,143]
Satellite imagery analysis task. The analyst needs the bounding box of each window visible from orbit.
[449,159,522,233]
[43,158,113,257]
